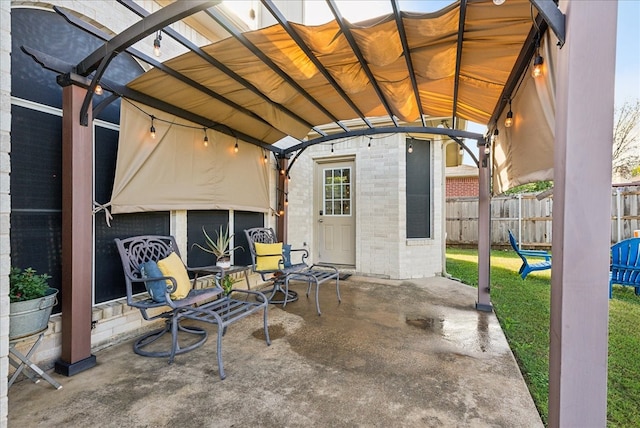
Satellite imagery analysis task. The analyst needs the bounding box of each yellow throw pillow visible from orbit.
[157,252,191,300]
[254,242,283,271]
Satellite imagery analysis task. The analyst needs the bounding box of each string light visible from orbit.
[153,31,162,57]
[331,144,334,154]
[408,144,413,154]
[94,84,103,95]
[532,33,544,79]
[280,168,285,175]
[532,54,544,78]
[263,153,268,164]
[284,196,289,206]
[150,115,156,139]
[459,145,464,156]
[505,100,514,128]
[203,128,208,147]
[367,137,371,150]
[489,129,499,152]
[234,139,239,153]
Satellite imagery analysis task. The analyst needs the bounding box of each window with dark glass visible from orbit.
[406,138,431,238]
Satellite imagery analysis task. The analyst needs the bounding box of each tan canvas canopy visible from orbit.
[105,0,559,212]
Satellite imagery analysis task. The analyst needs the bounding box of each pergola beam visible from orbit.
[205,7,347,134]
[391,0,426,127]
[284,126,483,154]
[54,6,282,134]
[487,15,547,129]
[261,0,373,130]
[117,0,322,137]
[326,0,399,127]
[451,0,468,130]
[530,0,566,47]
[75,1,217,76]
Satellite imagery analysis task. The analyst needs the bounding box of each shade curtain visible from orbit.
[109,100,270,214]
[492,32,557,194]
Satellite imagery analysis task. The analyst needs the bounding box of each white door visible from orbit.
[315,159,355,266]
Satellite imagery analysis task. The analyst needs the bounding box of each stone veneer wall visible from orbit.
[286,134,444,280]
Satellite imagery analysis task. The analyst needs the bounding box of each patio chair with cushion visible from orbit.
[244,227,340,315]
[114,235,270,379]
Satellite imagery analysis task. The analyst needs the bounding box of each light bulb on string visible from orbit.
[505,100,514,128]
[532,54,544,78]
[94,84,103,95]
[234,140,239,153]
[408,144,413,154]
[367,138,371,150]
[153,31,162,57]
[150,116,156,139]
[203,128,208,147]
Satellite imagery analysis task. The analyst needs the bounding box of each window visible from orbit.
[406,138,431,238]
[323,167,352,216]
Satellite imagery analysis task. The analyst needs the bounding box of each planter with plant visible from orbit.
[221,274,239,296]
[9,267,58,340]
[192,225,243,268]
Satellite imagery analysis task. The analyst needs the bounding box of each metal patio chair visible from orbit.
[244,227,340,315]
[114,235,270,379]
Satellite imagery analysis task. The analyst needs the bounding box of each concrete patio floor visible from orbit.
[8,276,543,427]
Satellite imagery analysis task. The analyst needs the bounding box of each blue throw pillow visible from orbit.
[140,261,167,303]
[282,244,292,268]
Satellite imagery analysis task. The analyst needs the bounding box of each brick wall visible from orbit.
[446,177,479,197]
[287,135,444,280]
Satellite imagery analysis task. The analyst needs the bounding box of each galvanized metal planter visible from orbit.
[9,288,58,340]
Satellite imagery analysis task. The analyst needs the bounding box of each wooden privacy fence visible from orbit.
[446,185,640,248]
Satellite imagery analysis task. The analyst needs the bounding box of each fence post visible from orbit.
[518,193,522,244]
[616,187,622,242]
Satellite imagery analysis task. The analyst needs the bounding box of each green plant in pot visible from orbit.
[192,225,243,268]
[9,267,58,340]
[221,274,239,296]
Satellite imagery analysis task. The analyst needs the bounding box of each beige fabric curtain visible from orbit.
[492,32,557,194]
[109,101,270,214]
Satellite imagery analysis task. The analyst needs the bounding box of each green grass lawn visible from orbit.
[446,248,640,427]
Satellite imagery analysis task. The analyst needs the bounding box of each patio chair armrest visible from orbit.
[131,275,178,297]
[518,250,551,260]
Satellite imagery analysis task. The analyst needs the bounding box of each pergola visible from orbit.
[20,1,617,426]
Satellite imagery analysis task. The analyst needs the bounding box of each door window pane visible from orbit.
[323,167,352,217]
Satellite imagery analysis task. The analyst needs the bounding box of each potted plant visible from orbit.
[192,225,243,268]
[9,267,58,340]
[221,274,239,296]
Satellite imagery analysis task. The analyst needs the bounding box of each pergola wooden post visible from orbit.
[54,82,97,376]
[548,1,617,425]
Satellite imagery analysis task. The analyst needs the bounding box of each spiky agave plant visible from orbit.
[192,225,243,261]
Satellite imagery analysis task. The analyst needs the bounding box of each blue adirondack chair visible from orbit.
[508,230,552,279]
[609,237,640,298]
